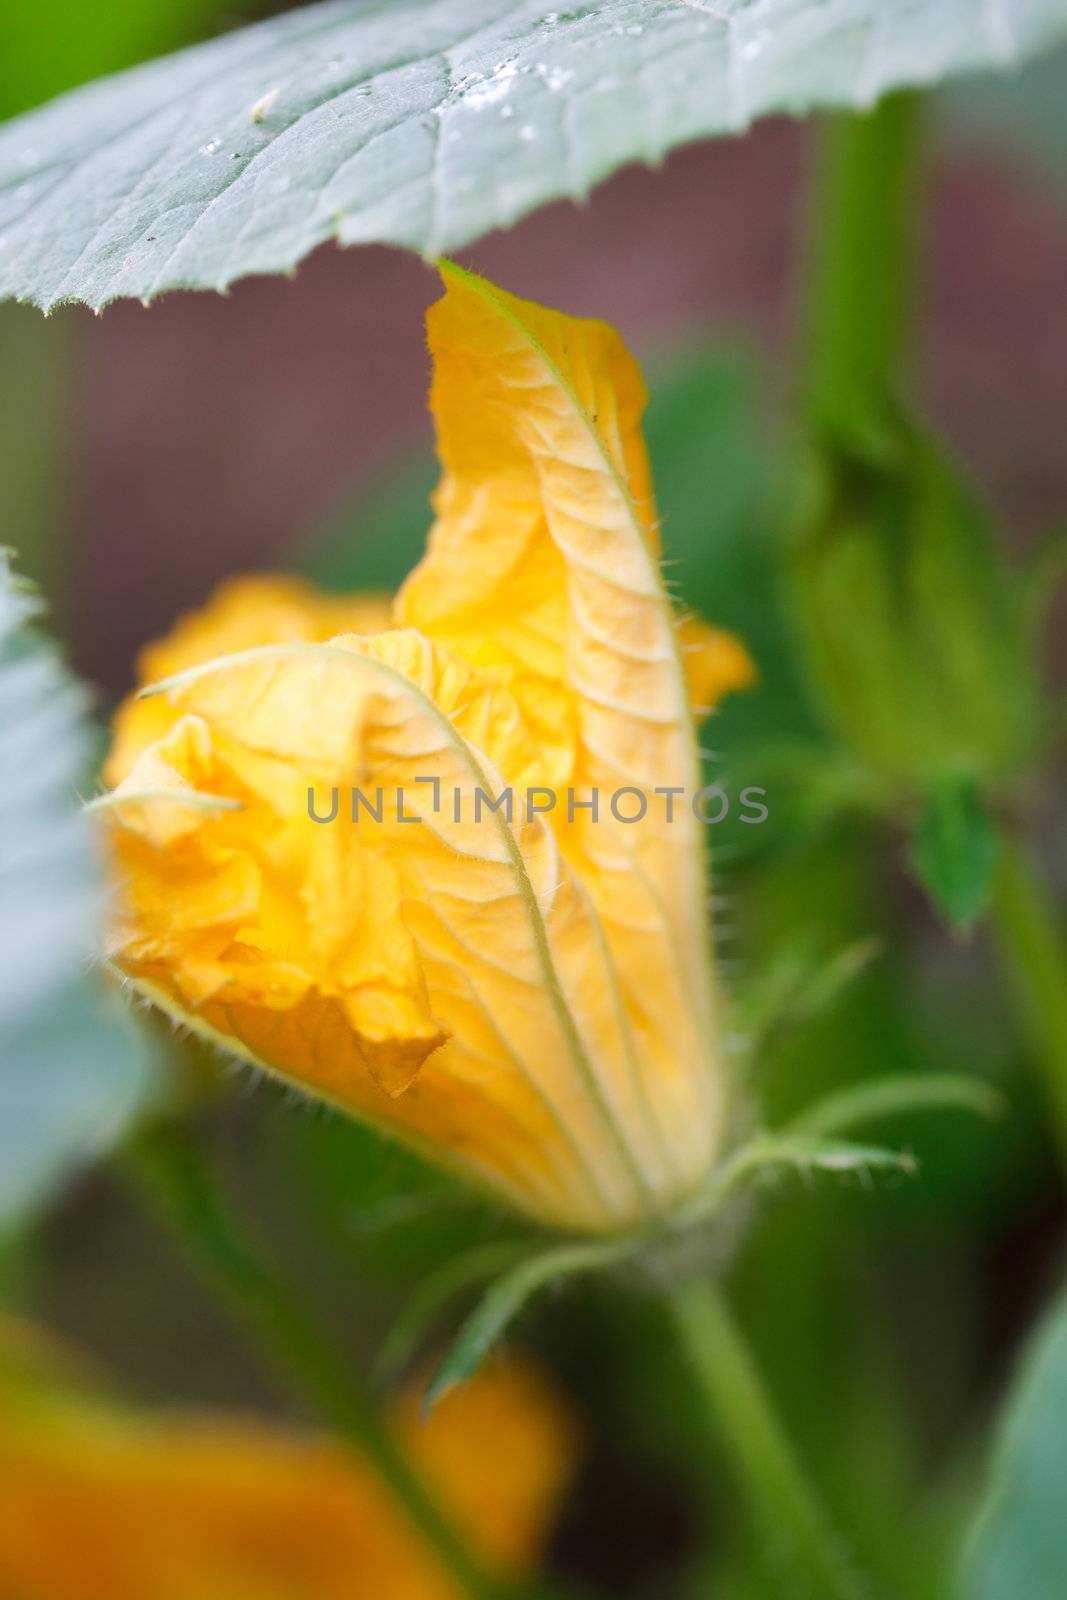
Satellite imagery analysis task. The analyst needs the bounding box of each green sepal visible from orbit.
[786,1072,1005,1140]
[375,1241,534,1386]
[422,1238,627,1416]
[788,403,1039,791]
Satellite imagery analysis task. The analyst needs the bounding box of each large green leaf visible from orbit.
[0,554,147,1227]
[962,1281,1067,1600]
[3,0,1067,311]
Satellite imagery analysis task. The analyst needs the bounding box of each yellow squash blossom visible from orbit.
[0,1325,575,1600]
[101,264,754,1236]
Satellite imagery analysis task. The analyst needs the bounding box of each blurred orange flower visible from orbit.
[101,264,754,1235]
[0,1324,576,1600]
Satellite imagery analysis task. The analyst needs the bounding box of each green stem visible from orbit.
[669,1278,871,1600]
[804,91,925,433]
[124,1123,511,1600]
[990,837,1067,1162]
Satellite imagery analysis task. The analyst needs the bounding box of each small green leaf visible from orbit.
[0,553,148,1228]
[3,0,1067,310]
[423,1237,626,1414]
[910,777,1001,929]
[963,1281,1067,1600]
[375,1240,533,1384]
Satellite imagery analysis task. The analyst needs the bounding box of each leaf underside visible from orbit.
[0,555,145,1227]
[2,0,1065,311]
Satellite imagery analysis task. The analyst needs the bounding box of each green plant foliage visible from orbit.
[375,1239,533,1382]
[787,407,1040,792]
[909,777,1001,928]
[785,1072,1005,1139]
[637,348,816,755]
[263,1090,527,1286]
[3,0,1067,310]
[962,1282,1067,1600]
[307,454,436,594]
[424,1237,627,1413]
[0,554,147,1228]
[422,1131,928,1413]
[0,0,233,119]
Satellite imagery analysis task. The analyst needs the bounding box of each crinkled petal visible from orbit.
[111,636,688,1228]
[108,704,444,1098]
[107,575,392,785]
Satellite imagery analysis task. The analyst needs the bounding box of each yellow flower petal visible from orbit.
[115,638,659,1224]
[107,575,391,786]
[398,263,727,1196]
[0,1322,577,1600]
[101,269,751,1234]
[678,616,758,715]
[109,695,445,1099]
